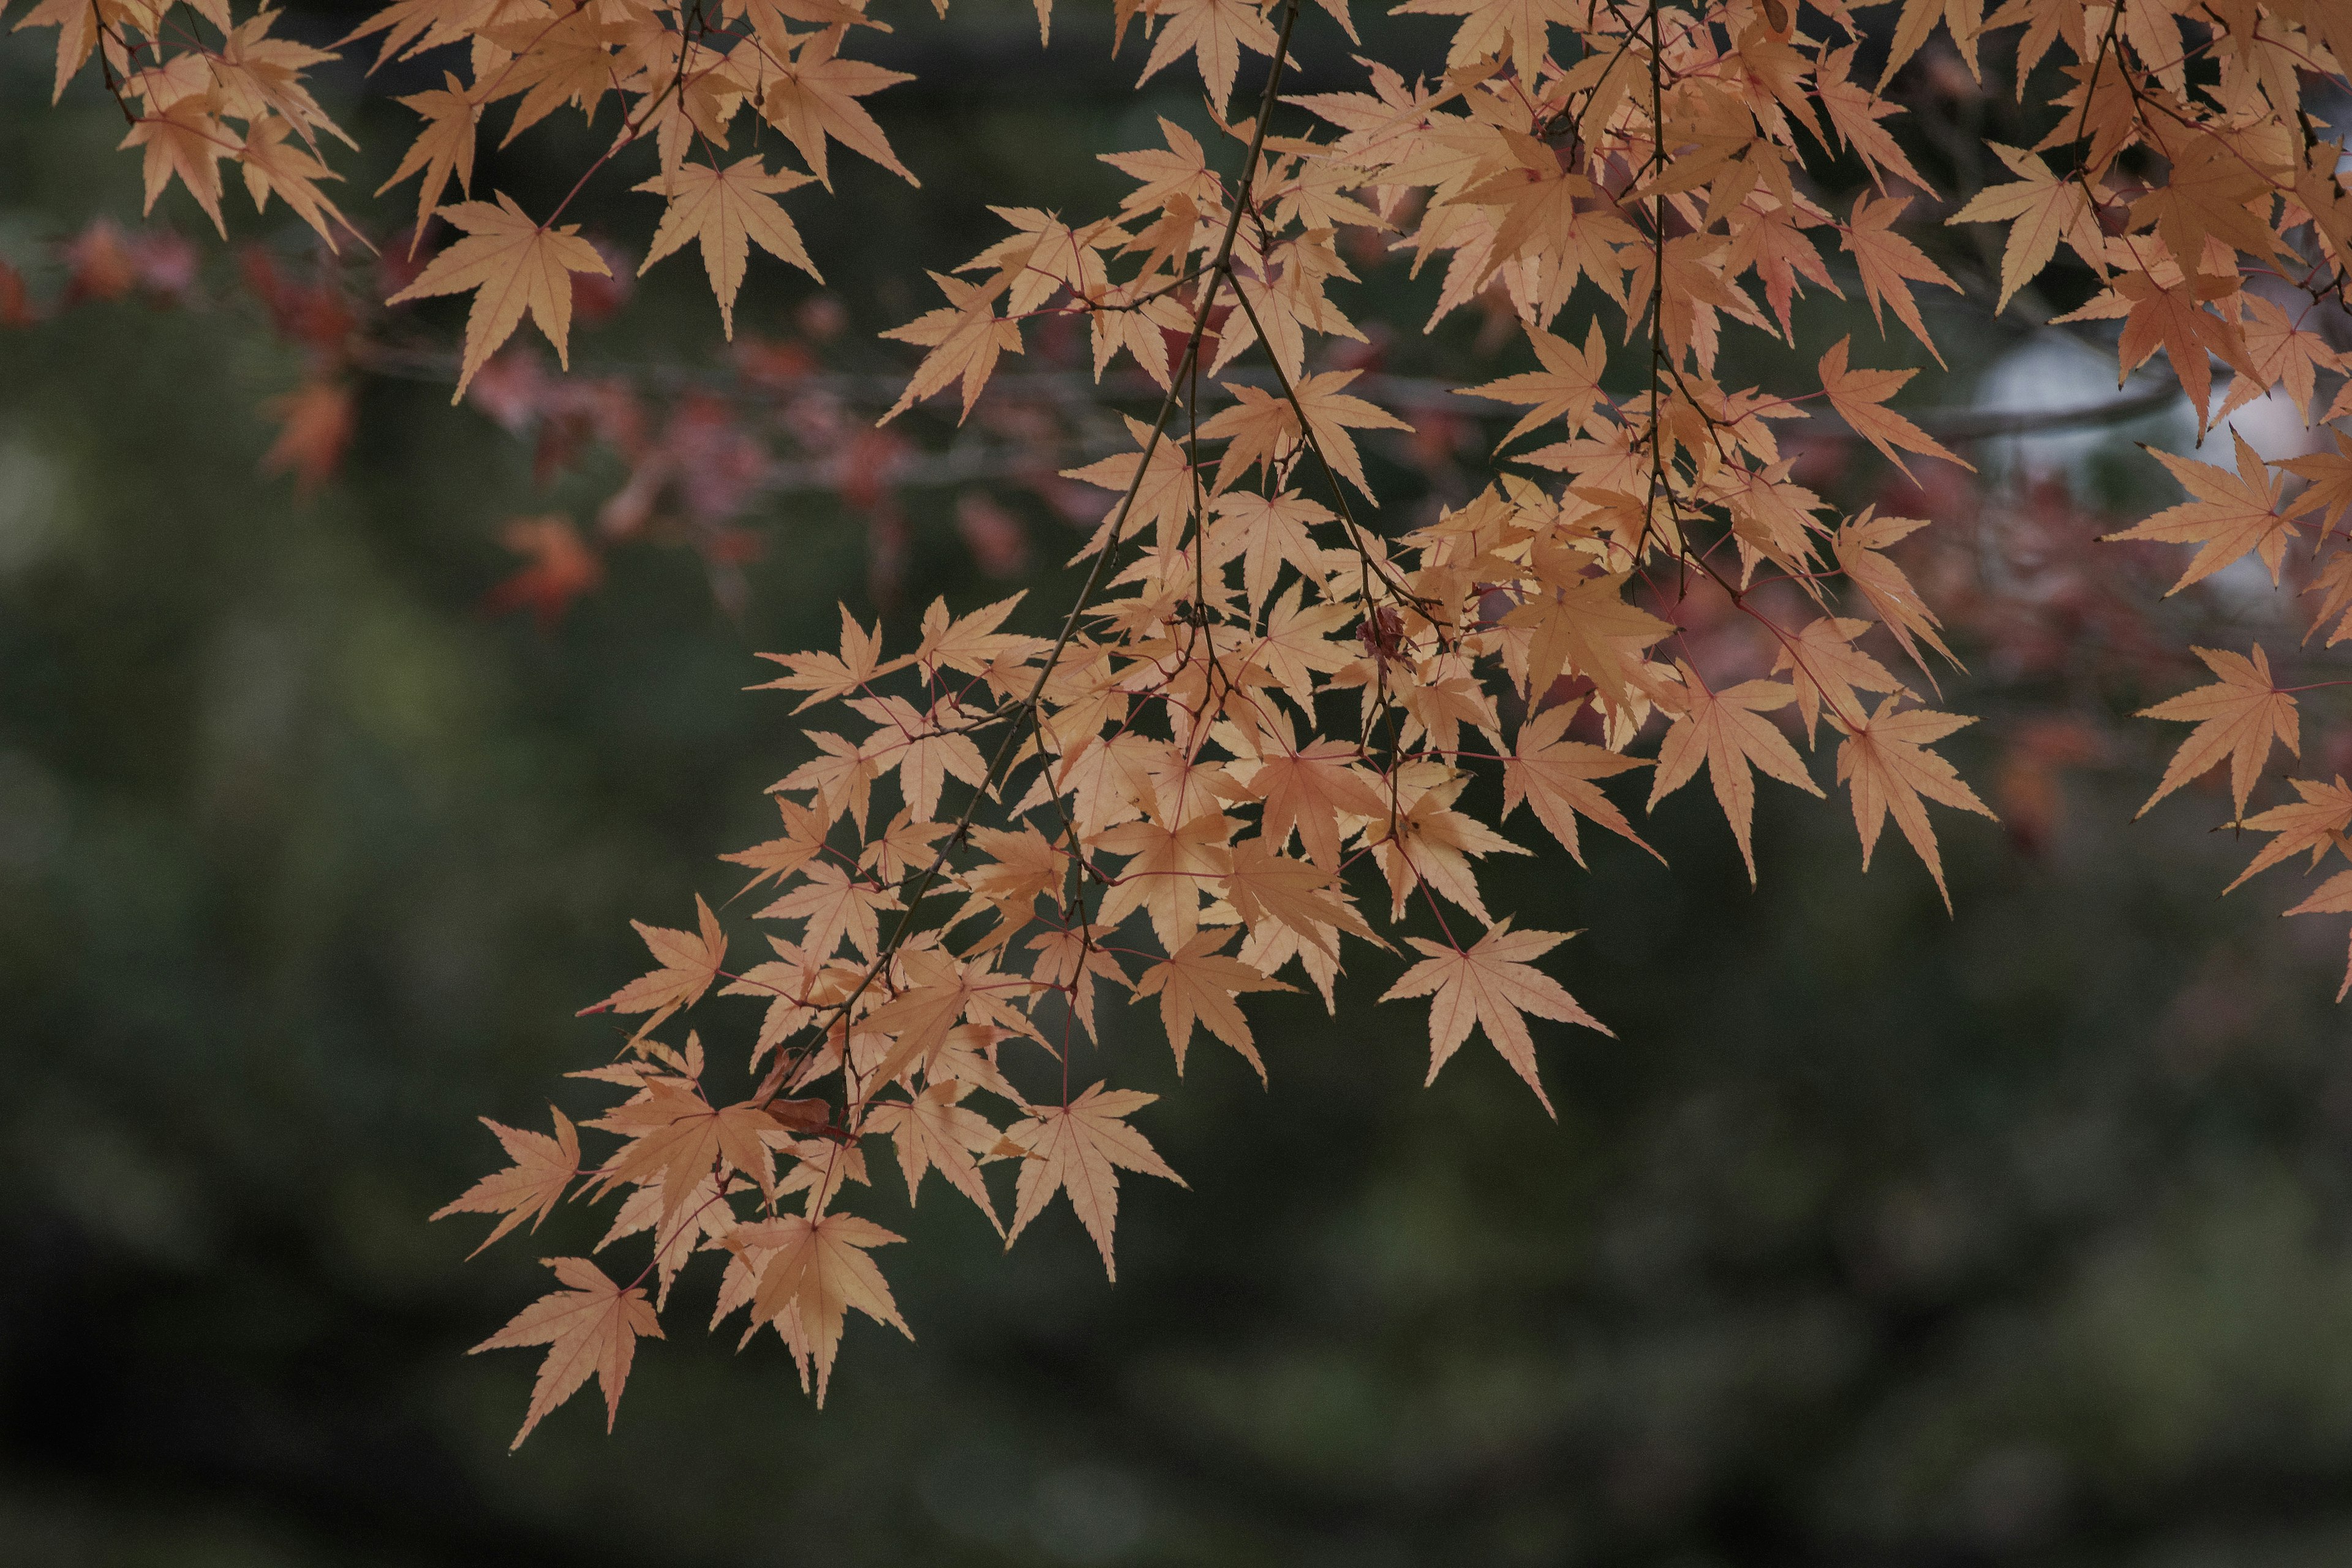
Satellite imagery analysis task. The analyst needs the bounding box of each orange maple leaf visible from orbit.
[1772,616,1913,743]
[12,0,105,104]
[120,99,232,236]
[1830,699,1995,910]
[859,948,1036,1094]
[1095,809,1237,953]
[742,1212,912,1406]
[238,115,360,251]
[1196,370,1411,499]
[386,194,611,402]
[1062,415,1199,556]
[1134,0,1278,120]
[258,377,356,495]
[1214,489,1337,617]
[1502,565,1676,709]
[2226,294,2342,426]
[1221,832,1378,956]
[581,893,728,1043]
[772,732,886,829]
[2136,644,2300,818]
[1366,771,1529,922]
[595,1172,731,1310]
[1025,925,1131,1041]
[432,1107,580,1257]
[2129,129,2290,267]
[2227,776,2352,892]
[1389,0,1566,81]
[1499,701,1657,865]
[2104,432,2299,594]
[2282,431,2352,529]
[1379,920,1610,1117]
[1815,45,1931,190]
[472,1256,662,1449]
[1842,194,1959,366]
[1646,664,1823,882]
[477,9,644,148]
[752,605,912,710]
[2304,549,2352,647]
[1131,927,1295,1077]
[756,861,897,961]
[2285,870,2352,1001]
[1249,729,1387,870]
[1005,1083,1186,1281]
[864,1080,1006,1234]
[879,271,1023,423]
[1834,510,1959,674]
[1944,142,2101,314]
[1819,336,1973,481]
[2124,273,2261,433]
[756,29,916,188]
[590,1079,778,1219]
[1460,318,1612,448]
[636,157,820,338]
[483,513,601,629]
[377,74,477,249]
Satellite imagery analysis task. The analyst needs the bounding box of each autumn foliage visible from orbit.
[19,0,2352,1444]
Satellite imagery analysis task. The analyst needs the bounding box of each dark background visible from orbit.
[6,5,2352,1564]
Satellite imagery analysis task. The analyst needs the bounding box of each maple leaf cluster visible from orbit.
[430,0,2005,1436]
[21,0,2352,1443]
[1936,0,2352,992]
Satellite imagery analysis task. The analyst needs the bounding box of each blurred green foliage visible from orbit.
[7,10,2352,1567]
